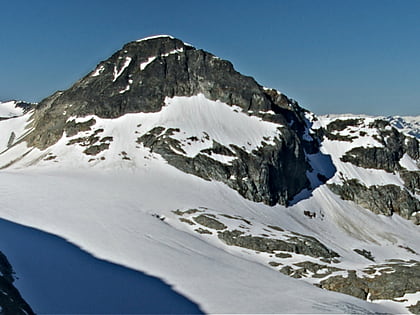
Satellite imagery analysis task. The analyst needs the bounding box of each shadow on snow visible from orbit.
[0,218,203,314]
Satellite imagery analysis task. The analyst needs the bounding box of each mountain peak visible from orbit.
[136,34,176,42]
[7,36,318,207]
[135,34,194,48]
[24,36,298,150]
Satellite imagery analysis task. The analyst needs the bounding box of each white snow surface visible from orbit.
[400,153,419,171]
[0,101,418,313]
[91,65,105,77]
[113,57,132,82]
[136,34,175,42]
[140,56,157,71]
[140,48,184,71]
[0,169,407,314]
[136,34,193,47]
[0,94,281,169]
[0,109,32,153]
[0,101,24,118]
[316,115,419,190]
[388,115,420,139]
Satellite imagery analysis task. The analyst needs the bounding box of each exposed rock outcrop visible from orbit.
[0,251,35,315]
[328,179,420,224]
[138,125,311,206]
[24,37,297,149]
[217,230,339,259]
[401,170,420,194]
[340,120,419,172]
[319,260,420,302]
[18,36,327,206]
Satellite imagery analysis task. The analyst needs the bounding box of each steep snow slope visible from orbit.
[315,115,419,186]
[0,99,418,313]
[0,169,403,314]
[0,33,419,313]
[388,115,420,139]
[0,94,281,169]
[0,218,203,314]
[0,101,24,118]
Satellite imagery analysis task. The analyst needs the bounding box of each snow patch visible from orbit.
[119,85,131,94]
[91,65,105,77]
[136,35,175,42]
[0,101,24,118]
[140,56,157,71]
[113,57,132,82]
[399,153,419,171]
[140,48,184,71]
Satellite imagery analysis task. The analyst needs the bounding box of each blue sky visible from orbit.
[1,0,419,115]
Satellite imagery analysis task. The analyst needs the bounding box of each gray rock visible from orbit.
[340,119,419,173]
[354,249,375,262]
[320,270,368,300]
[18,36,332,207]
[179,218,195,225]
[328,179,420,223]
[7,132,16,148]
[83,143,110,156]
[0,251,35,314]
[400,170,420,194]
[324,118,363,142]
[138,126,311,206]
[293,261,342,279]
[65,118,96,138]
[275,252,292,258]
[24,37,283,149]
[320,260,420,302]
[217,230,339,259]
[193,215,227,230]
[195,228,212,235]
[408,301,420,315]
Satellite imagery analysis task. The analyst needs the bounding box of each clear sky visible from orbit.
[1,0,419,115]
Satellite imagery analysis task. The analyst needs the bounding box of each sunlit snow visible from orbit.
[113,57,132,82]
[0,98,418,314]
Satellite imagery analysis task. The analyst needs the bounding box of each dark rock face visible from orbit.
[324,118,362,142]
[353,249,375,262]
[138,126,310,206]
[328,179,420,224]
[326,118,363,132]
[0,251,35,315]
[409,301,420,315]
[324,118,420,223]
[340,120,419,172]
[193,215,227,230]
[15,101,36,114]
[401,170,420,194]
[25,36,291,149]
[19,36,325,206]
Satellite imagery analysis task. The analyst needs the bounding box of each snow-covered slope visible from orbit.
[0,101,24,118]
[315,114,419,186]
[0,94,282,170]
[0,98,418,313]
[0,168,408,314]
[0,36,419,314]
[388,115,420,139]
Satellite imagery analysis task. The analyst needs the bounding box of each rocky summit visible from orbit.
[14,35,329,207]
[0,36,419,314]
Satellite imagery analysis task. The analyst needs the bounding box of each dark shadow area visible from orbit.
[0,218,203,314]
[289,151,337,206]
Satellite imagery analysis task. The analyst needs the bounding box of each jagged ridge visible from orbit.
[14,36,329,206]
